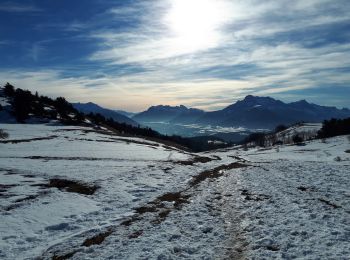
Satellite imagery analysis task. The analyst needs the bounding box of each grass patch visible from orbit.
[52,251,78,260]
[318,198,341,209]
[82,229,113,247]
[0,135,58,144]
[174,156,213,166]
[47,179,98,195]
[189,162,248,187]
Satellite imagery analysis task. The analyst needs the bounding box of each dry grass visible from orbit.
[47,179,98,195]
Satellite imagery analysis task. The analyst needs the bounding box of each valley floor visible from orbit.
[0,123,349,259]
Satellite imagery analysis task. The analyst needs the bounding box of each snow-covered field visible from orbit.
[0,123,349,259]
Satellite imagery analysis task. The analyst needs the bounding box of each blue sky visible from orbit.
[0,0,349,111]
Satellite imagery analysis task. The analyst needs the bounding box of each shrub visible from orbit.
[292,134,303,144]
[0,129,9,139]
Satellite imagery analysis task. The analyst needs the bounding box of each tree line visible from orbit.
[1,83,229,152]
[242,118,350,148]
[317,118,350,139]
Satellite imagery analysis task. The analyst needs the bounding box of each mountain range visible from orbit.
[73,102,138,126]
[132,95,350,129]
[133,105,205,124]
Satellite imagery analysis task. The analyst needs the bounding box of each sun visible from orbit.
[164,0,230,54]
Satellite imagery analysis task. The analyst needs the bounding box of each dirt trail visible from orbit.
[43,160,248,260]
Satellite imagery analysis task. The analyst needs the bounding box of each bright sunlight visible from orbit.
[164,0,231,54]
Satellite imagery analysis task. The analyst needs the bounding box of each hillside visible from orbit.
[0,123,349,259]
[0,84,229,152]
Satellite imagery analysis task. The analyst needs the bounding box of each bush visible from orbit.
[0,129,9,139]
[334,156,341,162]
[292,134,303,144]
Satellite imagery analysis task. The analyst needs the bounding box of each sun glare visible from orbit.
[164,0,230,54]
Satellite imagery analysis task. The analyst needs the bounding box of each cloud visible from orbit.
[27,43,46,61]
[96,1,349,103]
[0,2,42,13]
[1,0,349,110]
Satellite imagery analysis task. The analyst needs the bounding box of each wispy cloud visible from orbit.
[86,0,350,108]
[1,0,349,110]
[0,2,42,13]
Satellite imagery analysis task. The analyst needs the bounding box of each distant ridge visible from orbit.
[134,95,350,129]
[133,105,204,123]
[73,102,139,126]
[114,110,136,118]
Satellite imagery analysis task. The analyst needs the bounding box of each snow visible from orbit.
[0,96,9,107]
[277,123,322,140]
[0,123,349,259]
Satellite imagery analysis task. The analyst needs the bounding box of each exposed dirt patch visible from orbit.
[297,186,315,192]
[163,145,177,151]
[135,205,158,214]
[124,163,247,227]
[2,169,18,175]
[132,191,191,225]
[3,191,48,211]
[228,155,249,162]
[155,209,172,223]
[0,184,17,192]
[77,137,161,149]
[240,189,270,202]
[189,162,248,187]
[47,179,99,195]
[120,216,141,227]
[265,245,280,251]
[52,251,79,260]
[82,229,114,247]
[174,155,213,166]
[157,191,190,208]
[128,230,143,239]
[14,194,40,203]
[24,156,117,161]
[162,167,173,173]
[44,161,247,259]
[318,198,341,209]
[110,138,160,148]
[0,135,58,144]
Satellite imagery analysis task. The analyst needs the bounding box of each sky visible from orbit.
[0,0,349,112]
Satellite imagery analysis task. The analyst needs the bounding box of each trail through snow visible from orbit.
[0,123,349,259]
